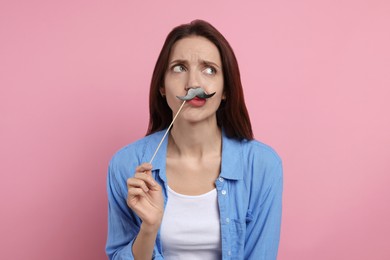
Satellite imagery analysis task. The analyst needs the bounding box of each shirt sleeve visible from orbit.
[105,154,164,260]
[245,159,283,260]
[106,159,139,260]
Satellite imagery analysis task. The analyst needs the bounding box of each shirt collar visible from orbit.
[220,129,244,180]
[140,130,168,183]
[141,130,168,170]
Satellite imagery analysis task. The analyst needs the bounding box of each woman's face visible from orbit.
[162,36,224,124]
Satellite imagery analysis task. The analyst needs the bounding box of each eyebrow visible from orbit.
[169,59,221,69]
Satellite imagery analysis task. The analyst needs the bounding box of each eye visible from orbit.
[172,64,186,73]
[203,66,216,75]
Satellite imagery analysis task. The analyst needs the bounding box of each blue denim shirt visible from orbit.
[106,130,283,260]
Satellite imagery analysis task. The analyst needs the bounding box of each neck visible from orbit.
[168,120,222,159]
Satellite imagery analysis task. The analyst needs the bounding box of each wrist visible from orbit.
[140,221,161,235]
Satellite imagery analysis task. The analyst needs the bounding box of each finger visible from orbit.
[134,172,157,189]
[127,178,150,192]
[135,163,153,173]
[127,188,146,207]
[127,187,147,197]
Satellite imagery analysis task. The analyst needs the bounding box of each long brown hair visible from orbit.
[146,20,253,140]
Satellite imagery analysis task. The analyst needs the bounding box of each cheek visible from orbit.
[165,72,187,84]
[208,92,223,108]
[165,94,184,114]
[209,76,224,92]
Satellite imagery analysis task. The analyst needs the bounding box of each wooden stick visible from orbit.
[149,100,186,164]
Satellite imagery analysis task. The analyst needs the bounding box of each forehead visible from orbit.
[169,36,221,64]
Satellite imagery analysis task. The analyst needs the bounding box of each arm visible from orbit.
[127,163,164,260]
[132,223,160,260]
[106,161,164,260]
[245,161,283,260]
[106,160,140,259]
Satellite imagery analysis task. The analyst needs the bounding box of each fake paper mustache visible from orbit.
[176,87,216,101]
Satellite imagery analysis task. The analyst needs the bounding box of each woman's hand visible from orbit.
[126,163,164,230]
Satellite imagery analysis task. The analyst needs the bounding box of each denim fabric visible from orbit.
[106,130,283,260]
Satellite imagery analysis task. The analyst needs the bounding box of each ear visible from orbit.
[159,87,166,97]
[222,91,226,100]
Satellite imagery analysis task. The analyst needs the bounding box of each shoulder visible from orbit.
[240,138,283,181]
[222,131,281,166]
[221,134,282,181]
[110,136,147,164]
[108,132,163,177]
[242,139,282,166]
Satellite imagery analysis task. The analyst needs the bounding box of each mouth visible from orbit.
[187,96,207,107]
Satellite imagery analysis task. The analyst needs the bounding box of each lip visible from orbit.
[187,97,206,107]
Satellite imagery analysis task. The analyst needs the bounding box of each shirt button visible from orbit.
[218,177,224,182]
[226,218,230,223]
[228,250,231,256]
[221,190,227,195]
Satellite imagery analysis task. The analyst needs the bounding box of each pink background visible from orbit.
[1,1,389,259]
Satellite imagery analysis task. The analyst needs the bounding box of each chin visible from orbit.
[180,112,217,125]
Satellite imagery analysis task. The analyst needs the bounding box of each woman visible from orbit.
[106,20,283,260]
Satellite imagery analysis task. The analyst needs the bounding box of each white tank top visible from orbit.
[160,186,222,259]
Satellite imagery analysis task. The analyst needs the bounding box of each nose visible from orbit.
[185,70,200,90]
